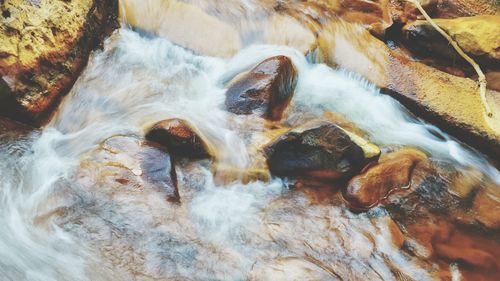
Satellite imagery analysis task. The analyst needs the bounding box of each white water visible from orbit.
[0,25,498,281]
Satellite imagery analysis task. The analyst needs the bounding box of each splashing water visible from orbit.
[0,20,498,281]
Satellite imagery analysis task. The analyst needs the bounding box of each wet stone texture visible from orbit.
[146,118,213,159]
[343,148,428,211]
[265,120,380,181]
[225,55,298,121]
[77,135,179,201]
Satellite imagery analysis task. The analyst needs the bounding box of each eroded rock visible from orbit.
[264,120,380,181]
[225,56,298,121]
[78,135,179,201]
[343,148,428,211]
[0,0,118,125]
[146,118,214,159]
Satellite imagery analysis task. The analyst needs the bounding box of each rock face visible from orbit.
[0,0,118,125]
[264,121,380,181]
[317,21,500,159]
[145,118,213,159]
[78,135,179,201]
[225,56,298,121]
[343,148,428,211]
[403,16,500,62]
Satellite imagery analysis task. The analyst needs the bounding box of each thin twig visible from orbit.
[407,0,493,118]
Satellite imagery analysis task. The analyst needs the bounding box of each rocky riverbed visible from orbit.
[0,0,499,280]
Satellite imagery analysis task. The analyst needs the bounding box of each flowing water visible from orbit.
[1,1,499,280]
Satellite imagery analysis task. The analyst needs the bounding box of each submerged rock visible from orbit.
[146,118,214,159]
[225,56,298,121]
[264,120,380,181]
[403,15,500,62]
[343,148,428,211]
[78,135,179,201]
[0,0,118,125]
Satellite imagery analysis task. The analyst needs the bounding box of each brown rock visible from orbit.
[225,56,298,121]
[0,0,118,125]
[145,118,214,159]
[78,135,179,201]
[264,120,381,181]
[343,148,428,211]
[472,187,500,229]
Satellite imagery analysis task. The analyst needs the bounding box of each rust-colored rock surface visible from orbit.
[146,118,214,159]
[343,148,428,211]
[0,0,118,125]
[225,56,298,121]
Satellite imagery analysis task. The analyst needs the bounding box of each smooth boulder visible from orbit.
[225,56,298,121]
[343,148,428,211]
[264,120,380,181]
[146,118,214,159]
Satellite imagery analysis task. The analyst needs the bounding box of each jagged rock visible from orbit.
[264,120,380,181]
[78,135,179,201]
[225,56,298,121]
[343,148,428,211]
[0,0,118,125]
[403,15,500,62]
[145,118,214,159]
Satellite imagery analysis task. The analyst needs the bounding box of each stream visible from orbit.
[0,1,499,280]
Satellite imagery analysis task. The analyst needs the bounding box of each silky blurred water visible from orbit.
[0,2,498,280]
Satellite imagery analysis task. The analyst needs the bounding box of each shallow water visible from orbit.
[0,2,499,280]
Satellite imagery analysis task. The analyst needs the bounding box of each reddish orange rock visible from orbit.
[343,148,428,211]
[146,118,214,159]
[225,55,297,121]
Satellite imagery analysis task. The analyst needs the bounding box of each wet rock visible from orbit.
[403,16,500,62]
[264,120,380,181]
[145,118,214,159]
[0,0,119,125]
[472,187,500,229]
[343,148,428,211]
[78,135,179,201]
[121,0,241,57]
[434,229,499,269]
[448,168,483,199]
[317,21,500,159]
[225,56,298,121]
[262,15,316,55]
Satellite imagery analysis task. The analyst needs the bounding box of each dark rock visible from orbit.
[78,135,179,201]
[0,0,119,126]
[146,118,214,159]
[343,148,428,211]
[225,55,298,121]
[264,120,380,181]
